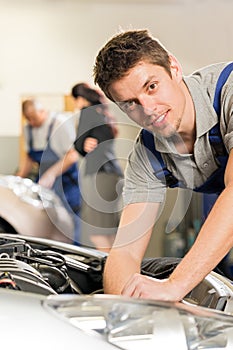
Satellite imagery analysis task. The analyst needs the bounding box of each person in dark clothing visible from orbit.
[72,83,123,252]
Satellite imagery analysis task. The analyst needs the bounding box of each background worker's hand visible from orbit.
[83,137,98,153]
[39,170,56,189]
[121,273,183,302]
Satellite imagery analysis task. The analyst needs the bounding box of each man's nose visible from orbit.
[138,95,155,115]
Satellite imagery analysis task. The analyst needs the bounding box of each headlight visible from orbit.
[43,294,233,350]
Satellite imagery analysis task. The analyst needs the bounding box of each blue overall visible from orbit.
[28,118,81,245]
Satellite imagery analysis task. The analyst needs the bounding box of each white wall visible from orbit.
[0,0,232,136]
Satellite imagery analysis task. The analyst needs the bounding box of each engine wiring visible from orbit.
[0,235,105,295]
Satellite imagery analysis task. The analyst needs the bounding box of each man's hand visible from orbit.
[83,137,98,153]
[121,273,183,302]
[39,170,56,189]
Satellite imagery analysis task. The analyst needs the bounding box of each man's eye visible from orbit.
[127,101,136,111]
[149,83,157,91]
[119,101,137,113]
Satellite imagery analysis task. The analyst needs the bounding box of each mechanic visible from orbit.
[16,99,81,244]
[93,28,233,302]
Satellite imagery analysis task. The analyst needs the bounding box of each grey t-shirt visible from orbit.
[24,112,76,158]
[123,62,233,205]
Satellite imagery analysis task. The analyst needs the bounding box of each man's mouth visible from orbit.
[156,114,165,123]
[151,112,167,126]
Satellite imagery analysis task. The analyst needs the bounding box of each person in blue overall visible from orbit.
[93,28,233,302]
[16,99,81,245]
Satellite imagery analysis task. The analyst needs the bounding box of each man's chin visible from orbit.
[153,127,176,139]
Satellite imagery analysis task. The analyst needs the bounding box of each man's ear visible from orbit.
[169,54,183,82]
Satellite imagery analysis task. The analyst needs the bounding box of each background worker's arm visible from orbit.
[122,149,233,301]
[15,154,34,178]
[103,202,160,295]
[39,148,79,188]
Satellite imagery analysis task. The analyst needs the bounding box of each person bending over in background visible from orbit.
[72,83,123,252]
[16,99,81,244]
[93,28,233,301]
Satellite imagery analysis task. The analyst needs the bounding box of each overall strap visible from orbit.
[209,62,233,160]
[213,62,233,115]
[46,117,56,142]
[28,125,33,150]
[141,129,183,187]
[141,62,233,188]
[27,116,56,150]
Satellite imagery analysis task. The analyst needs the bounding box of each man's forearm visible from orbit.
[15,156,33,178]
[168,186,233,299]
[49,149,79,178]
[103,202,159,294]
[104,249,141,294]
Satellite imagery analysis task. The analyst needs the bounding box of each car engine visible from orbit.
[0,233,233,314]
[0,234,106,295]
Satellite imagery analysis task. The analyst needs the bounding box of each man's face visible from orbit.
[109,59,186,138]
[24,106,45,128]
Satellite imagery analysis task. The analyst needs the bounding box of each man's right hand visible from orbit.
[83,137,98,153]
[121,273,183,302]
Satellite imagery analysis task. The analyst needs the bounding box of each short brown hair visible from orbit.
[93,29,171,101]
[22,99,43,116]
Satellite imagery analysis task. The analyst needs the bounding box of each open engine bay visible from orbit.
[0,234,106,296]
[0,233,233,315]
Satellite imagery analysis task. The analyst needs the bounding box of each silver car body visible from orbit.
[0,175,74,243]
